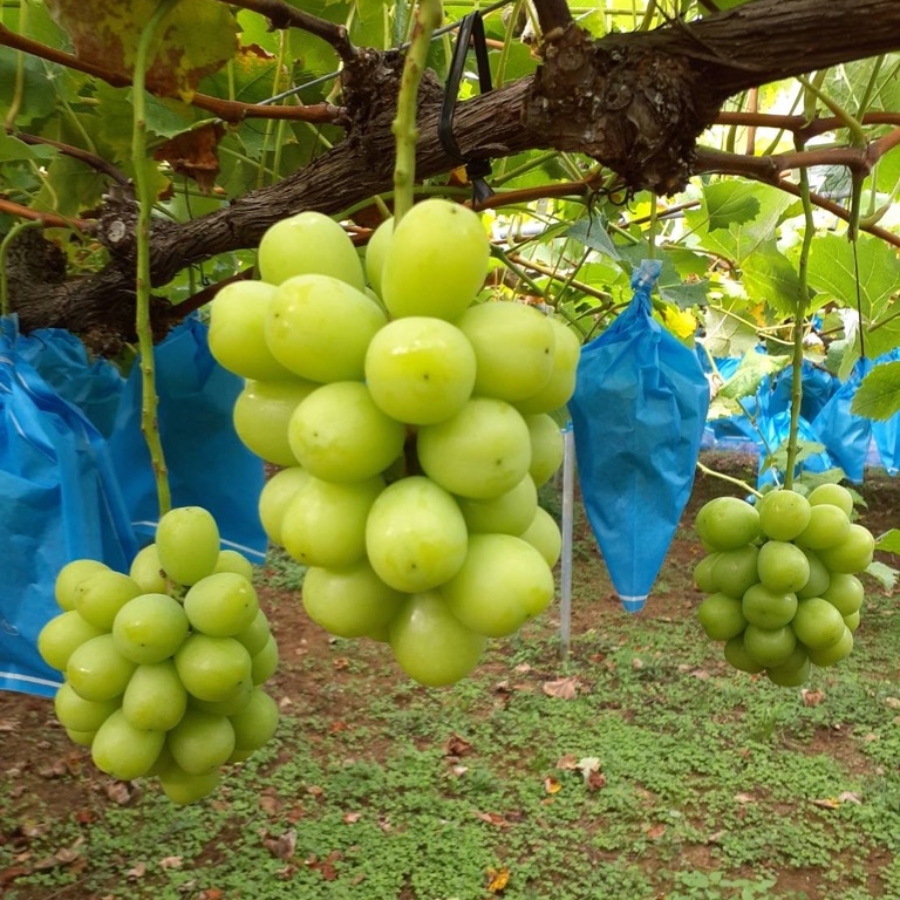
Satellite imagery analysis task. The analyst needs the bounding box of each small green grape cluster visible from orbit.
[693,484,875,686]
[208,199,580,688]
[39,507,279,805]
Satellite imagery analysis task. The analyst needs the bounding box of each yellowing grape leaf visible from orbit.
[487,866,510,893]
[45,0,238,101]
[662,305,698,340]
[544,776,562,794]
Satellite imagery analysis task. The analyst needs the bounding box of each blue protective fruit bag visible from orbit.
[108,315,267,561]
[0,318,137,697]
[569,260,710,612]
[752,375,833,489]
[15,328,124,438]
[870,350,900,476]
[811,358,873,484]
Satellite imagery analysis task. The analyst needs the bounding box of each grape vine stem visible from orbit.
[133,0,179,519]
[696,461,763,500]
[391,0,444,224]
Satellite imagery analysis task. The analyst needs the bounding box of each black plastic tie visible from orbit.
[439,12,494,204]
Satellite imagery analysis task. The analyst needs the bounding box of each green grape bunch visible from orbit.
[693,484,874,687]
[208,199,581,689]
[39,506,279,805]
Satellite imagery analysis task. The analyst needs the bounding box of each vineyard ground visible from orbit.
[2,452,899,900]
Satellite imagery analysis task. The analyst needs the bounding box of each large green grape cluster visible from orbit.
[40,507,279,804]
[209,199,580,688]
[693,484,875,686]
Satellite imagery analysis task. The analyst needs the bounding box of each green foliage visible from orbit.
[852,360,900,420]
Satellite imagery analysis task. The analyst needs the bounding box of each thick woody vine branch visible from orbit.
[5,0,900,340]
[530,0,575,38]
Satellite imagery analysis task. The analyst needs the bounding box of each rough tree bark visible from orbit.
[10,0,900,343]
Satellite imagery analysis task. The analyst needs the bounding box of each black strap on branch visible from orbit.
[439,12,494,206]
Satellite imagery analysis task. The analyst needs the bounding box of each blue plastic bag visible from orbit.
[108,316,268,561]
[870,350,900,476]
[569,260,710,612]
[15,328,124,438]
[770,360,836,422]
[749,373,834,489]
[873,415,900,476]
[0,318,137,697]
[811,358,873,484]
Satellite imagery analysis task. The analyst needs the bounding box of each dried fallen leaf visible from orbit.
[487,866,510,893]
[127,862,147,880]
[556,754,578,771]
[734,793,756,804]
[644,823,667,840]
[444,733,473,757]
[474,811,512,828]
[0,866,29,886]
[801,689,826,707]
[884,697,900,710]
[159,856,183,870]
[0,718,19,732]
[199,890,225,900]
[513,663,533,674]
[105,781,136,805]
[263,830,297,861]
[838,791,863,804]
[33,844,82,871]
[306,850,341,881]
[260,795,281,816]
[307,785,325,798]
[332,657,350,671]
[342,812,362,824]
[544,776,562,795]
[542,677,580,700]
[37,760,69,779]
[811,797,841,810]
[585,770,607,792]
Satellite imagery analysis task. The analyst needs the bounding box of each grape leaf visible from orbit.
[31,155,106,218]
[865,561,898,593]
[740,241,801,317]
[875,528,900,555]
[0,53,58,127]
[807,233,900,320]
[566,218,621,260]
[44,0,238,101]
[703,299,758,359]
[0,132,58,162]
[659,279,709,310]
[704,181,762,232]
[851,360,900,420]
[685,183,794,264]
[720,352,790,401]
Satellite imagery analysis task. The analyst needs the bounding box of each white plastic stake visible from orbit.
[559,422,575,660]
